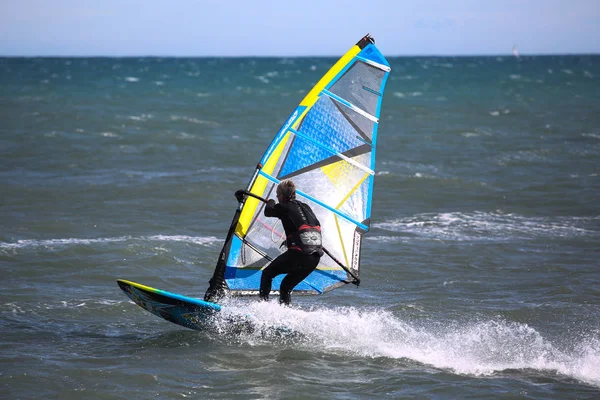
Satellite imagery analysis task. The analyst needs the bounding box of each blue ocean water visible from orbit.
[1,55,599,399]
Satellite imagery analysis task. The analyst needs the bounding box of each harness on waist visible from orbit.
[286,201,323,256]
[287,224,322,254]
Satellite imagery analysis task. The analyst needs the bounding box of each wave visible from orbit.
[373,212,598,241]
[126,113,154,121]
[217,301,600,388]
[2,166,246,186]
[5,299,126,315]
[169,115,219,125]
[0,235,221,250]
[582,133,600,140]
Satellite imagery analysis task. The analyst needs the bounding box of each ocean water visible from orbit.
[1,54,599,399]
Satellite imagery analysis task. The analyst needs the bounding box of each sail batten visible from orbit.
[356,55,392,72]
[205,34,390,299]
[322,90,379,122]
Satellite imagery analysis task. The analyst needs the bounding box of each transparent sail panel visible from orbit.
[329,61,385,116]
[333,98,376,143]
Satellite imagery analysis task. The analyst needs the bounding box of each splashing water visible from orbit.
[213,299,600,387]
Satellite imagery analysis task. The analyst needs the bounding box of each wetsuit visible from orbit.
[260,199,323,305]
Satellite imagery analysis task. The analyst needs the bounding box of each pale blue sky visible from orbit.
[1,0,598,56]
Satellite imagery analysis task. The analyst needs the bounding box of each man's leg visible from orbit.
[259,251,293,301]
[279,253,320,305]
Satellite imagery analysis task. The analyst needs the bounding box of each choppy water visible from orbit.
[1,55,599,399]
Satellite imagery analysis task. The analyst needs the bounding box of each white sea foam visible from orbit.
[364,235,409,243]
[170,115,219,125]
[0,237,129,249]
[217,301,600,387]
[127,113,153,121]
[489,109,511,116]
[256,75,270,84]
[0,235,221,250]
[373,212,597,241]
[145,235,220,246]
[496,149,549,165]
[124,76,140,82]
[6,299,131,315]
[277,59,295,65]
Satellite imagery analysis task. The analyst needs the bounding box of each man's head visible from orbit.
[276,180,296,203]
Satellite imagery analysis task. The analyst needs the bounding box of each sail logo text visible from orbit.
[352,231,361,271]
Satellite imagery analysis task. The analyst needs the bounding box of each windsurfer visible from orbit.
[252,180,323,305]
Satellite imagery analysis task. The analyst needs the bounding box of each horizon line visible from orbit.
[1,51,599,58]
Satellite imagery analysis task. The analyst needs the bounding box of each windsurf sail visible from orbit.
[205,34,391,301]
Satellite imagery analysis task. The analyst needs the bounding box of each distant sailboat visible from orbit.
[512,44,520,58]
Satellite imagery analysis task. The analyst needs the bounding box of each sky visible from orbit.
[1,0,599,57]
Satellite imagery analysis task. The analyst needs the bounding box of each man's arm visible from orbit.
[264,199,280,218]
[234,189,246,202]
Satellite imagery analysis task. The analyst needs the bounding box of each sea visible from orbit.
[1,53,599,399]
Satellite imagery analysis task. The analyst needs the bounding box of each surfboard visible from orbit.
[118,279,297,337]
[117,280,222,331]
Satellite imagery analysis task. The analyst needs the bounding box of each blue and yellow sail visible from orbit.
[205,34,391,299]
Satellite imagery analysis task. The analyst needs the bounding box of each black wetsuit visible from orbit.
[260,199,323,305]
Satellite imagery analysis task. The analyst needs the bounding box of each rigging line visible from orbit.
[252,216,285,242]
[288,128,374,176]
